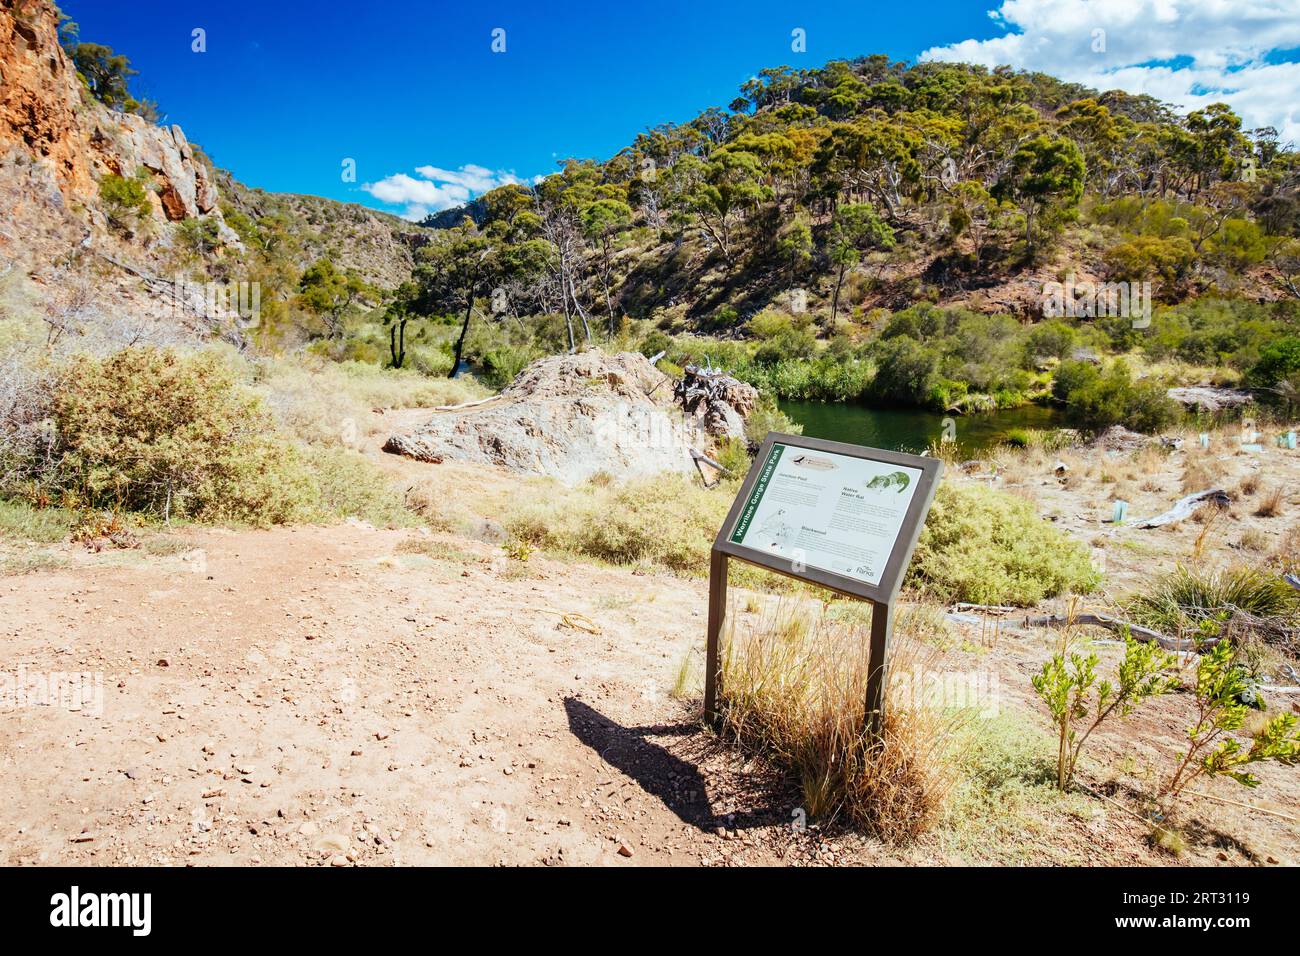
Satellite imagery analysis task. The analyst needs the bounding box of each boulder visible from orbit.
[384,351,723,484]
[1167,386,1253,413]
[1089,425,1153,453]
[674,364,759,442]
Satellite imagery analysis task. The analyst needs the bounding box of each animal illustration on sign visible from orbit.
[790,454,837,472]
[865,471,911,494]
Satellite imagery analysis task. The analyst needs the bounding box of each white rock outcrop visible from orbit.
[385,351,746,484]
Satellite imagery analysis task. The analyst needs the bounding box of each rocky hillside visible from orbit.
[0,0,240,268]
[217,174,429,289]
[0,0,422,347]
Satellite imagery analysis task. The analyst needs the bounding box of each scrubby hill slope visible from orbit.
[216,175,429,290]
[423,56,1298,331]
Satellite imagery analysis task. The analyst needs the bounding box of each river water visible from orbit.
[778,400,1068,455]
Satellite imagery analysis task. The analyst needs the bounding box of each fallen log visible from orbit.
[432,395,499,412]
[690,447,733,488]
[1022,612,1196,651]
[1136,488,1229,528]
[952,602,1018,614]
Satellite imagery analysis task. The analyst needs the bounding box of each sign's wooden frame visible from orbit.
[704,432,943,733]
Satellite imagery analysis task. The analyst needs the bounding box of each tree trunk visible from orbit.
[568,274,593,342]
[602,245,615,337]
[448,287,475,378]
[831,261,846,329]
[389,319,407,369]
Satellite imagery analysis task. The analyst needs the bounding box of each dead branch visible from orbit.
[1136,488,1229,528]
[1023,612,1194,651]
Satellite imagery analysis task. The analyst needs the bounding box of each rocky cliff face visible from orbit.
[0,0,237,266]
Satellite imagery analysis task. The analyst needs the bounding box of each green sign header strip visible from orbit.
[729,442,785,544]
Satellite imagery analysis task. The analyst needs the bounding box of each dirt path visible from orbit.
[3,418,1296,867]
[0,520,813,866]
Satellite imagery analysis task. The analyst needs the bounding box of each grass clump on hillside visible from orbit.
[0,497,77,543]
[253,356,488,447]
[1126,564,1300,638]
[909,482,1101,605]
[299,445,418,528]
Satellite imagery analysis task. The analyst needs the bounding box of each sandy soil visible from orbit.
[0,520,825,866]
[1,418,1297,867]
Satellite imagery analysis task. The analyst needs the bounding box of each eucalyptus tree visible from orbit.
[412,219,499,378]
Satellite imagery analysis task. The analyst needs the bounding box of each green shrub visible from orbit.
[870,336,942,407]
[1247,336,1300,391]
[98,172,151,233]
[743,400,802,445]
[1032,631,1176,790]
[478,343,540,389]
[47,348,316,524]
[749,310,817,365]
[1052,359,1180,432]
[1163,640,1300,807]
[1102,234,1195,284]
[909,482,1101,605]
[713,436,751,476]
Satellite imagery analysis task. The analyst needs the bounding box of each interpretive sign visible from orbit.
[704,433,942,732]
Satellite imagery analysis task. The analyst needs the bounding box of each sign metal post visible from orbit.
[703,433,942,737]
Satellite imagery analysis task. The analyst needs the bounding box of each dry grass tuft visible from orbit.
[1272,526,1300,574]
[718,599,963,841]
[1180,457,1224,495]
[1254,486,1285,518]
[1238,528,1269,552]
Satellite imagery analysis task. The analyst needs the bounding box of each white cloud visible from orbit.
[921,0,1300,143]
[362,164,534,221]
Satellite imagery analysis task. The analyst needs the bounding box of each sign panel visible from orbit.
[712,433,943,605]
[704,433,943,727]
[727,441,923,588]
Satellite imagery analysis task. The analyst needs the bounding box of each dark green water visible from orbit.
[778,400,1068,455]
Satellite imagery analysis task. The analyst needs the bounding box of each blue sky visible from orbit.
[58,0,1002,215]
[60,1,1300,219]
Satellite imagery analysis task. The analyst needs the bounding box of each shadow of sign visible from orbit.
[562,697,782,834]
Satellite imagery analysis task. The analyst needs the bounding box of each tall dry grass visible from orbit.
[252,356,488,447]
[717,599,964,841]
